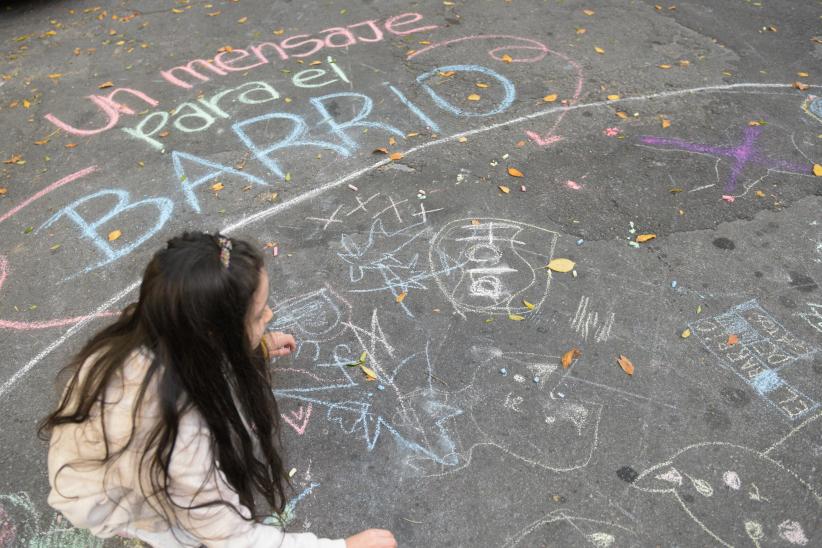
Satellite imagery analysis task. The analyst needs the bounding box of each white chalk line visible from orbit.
[0,81,815,400]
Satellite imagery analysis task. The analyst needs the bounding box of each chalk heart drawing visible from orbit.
[502,510,640,548]
[281,403,313,436]
[632,443,820,547]
[0,492,103,548]
[429,218,558,317]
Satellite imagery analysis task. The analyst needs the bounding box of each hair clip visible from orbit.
[217,235,232,269]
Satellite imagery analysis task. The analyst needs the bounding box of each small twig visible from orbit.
[430,373,448,387]
[401,517,424,524]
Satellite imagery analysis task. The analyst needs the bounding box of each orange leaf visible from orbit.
[661,118,671,128]
[616,111,629,119]
[543,93,558,102]
[617,355,634,376]
[583,9,595,15]
[793,81,809,91]
[396,291,407,303]
[0,187,7,195]
[476,82,489,89]
[636,233,656,243]
[372,147,388,154]
[507,167,524,177]
[64,143,77,148]
[438,70,455,77]
[108,229,122,241]
[813,164,822,177]
[467,93,481,101]
[501,54,513,63]
[562,348,582,368]
[389,152,403,161]
[211,182,224,191]
[727,334,739,346]
[98,81,113,89]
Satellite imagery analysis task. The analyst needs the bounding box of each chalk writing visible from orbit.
[570,296,614,343]
[690,300,818,421]
[798,302,822,334]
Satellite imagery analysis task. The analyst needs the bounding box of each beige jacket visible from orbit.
[47,348,345,548]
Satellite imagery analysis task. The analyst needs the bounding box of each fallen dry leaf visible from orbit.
[727,334,739,346]
[755,190,766,197]
[476,82,489,89]
[562,348,582,368]
[396,291,407,303]
[211,182,224,191]
[543,94,558,102]
[813,164,822,177]
[467,93,481,101]
[793,81,810,91]
[98,81,113,89]
[661,118,671,128]
[636,233,656,243]
[373,147,388,154]
[457,136,468,143]
[22,99,30,109]
[616,111,629,119]
[389,152,404,161]
[658,64,672,69]
[576,27,587,34]
[523,299,535,310]
[681,328,691,338]
[583,9,595,15]
[359,364,378,380]
[546,258,575,272]
[438,70,455,77]
[33,139,49,145]
[0,188,7,195]
[594,46,605,54]
[64,143,77,148]
[617,355,635,376]
[797,71,809,77]
[498,185,511,194]
[108,229,122,241]
[607,94,620,100]
[507,167,524,177]
[501,54,513,63]
[388,136,397,146]
[508,313,525,321]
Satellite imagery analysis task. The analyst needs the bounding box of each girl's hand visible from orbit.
[345,529,397,548]
[262,331,296,358]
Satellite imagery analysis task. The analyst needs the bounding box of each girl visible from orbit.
[39,232,396,548]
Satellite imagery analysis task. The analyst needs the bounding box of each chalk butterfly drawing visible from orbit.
[632,442,820,546]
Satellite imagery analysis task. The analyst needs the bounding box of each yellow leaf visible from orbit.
[616,111,629,119]
[207,11,221,16]
[507,167,524,177]
[171,8,184,13]
[0,187,7,195]
[22,99,30,109]
[508,314,525,321]
[658,64,672,69]
[211,182,224,191]
[108,229,122,241]
[576,28,587,34]
[501,54,513,63]
[678,59,690,67]
[562,348,582,368]
[813,164,822,177]
[583,9,595,15]
[636,233,656,243]
[543,94,558,103]
[396,291,407,303]
[617,355,634,376]
[238,16,248,23]
[523,299,535,310]
[359,364,378,380]
[273,28,284,35]
[467,93,481,101]
[755,190,766,197]
[661,118,671,128]
[594,46,605,54]
[389,152,403,161]
[309,60,322,66]
[476,82,489,88]
[607,94,620,100]
[727,334,739,346]
[546,258,575,272]
[457,136,468,143]
[64,143,77,148]
[359,351,367,363]
[797,71,809,77]
[98,81,113,89]
[33,139,49,145]
[438,70,455,77]
[681,328,691,338]
[498,185,511,194]
[388,136,397,146]
[48,73,63,79]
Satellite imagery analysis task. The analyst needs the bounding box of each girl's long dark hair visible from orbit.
[39,231,289,525]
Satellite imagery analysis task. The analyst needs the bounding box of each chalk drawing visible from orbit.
[0,166,97,225]
[270,286,351,343]
[801,95,822,125]
[502,510,639,547]
[274,311,463,466]
[429,218,558,318]
[632,441,820,547]
[171,151,270,213]
[638,125,813,193]
[570,296,614,343]
[264,483,321,528]
[0,256,116,331]
[339,218,457,318]
[690,300,819,421]
[525,130,563,147]
[5,83,818,398]
[0,492,103,547]
[306,205,344,231]
[797,302,822,334]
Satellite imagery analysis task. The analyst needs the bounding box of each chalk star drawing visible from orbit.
[273,309,462,466]
[639,125,812,193]
[338,218,463,318]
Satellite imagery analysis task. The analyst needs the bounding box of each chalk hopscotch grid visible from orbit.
[0,82,819,399]
[690,300,819,421]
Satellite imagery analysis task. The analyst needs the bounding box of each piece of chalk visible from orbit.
[499,367,508,376]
